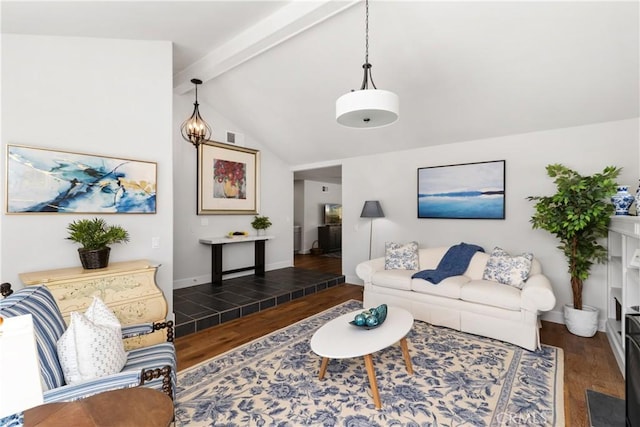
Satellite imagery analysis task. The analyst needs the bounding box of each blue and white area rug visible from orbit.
[175,300,564,426]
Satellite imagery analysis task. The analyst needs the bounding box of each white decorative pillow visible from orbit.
[57,297,127,385]
[384,241,419,270]
[482,247,534,289]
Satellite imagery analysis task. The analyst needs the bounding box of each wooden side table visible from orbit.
[19,260,168,350]
[24,388,173,427]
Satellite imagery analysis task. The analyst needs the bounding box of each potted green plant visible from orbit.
[67,217,130,269]
[251,215,272,235]
[527,163,620,337]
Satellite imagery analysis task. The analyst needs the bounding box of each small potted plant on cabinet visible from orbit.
[251,215,272,236]
[527,163,620,337]
[67,217,130,269]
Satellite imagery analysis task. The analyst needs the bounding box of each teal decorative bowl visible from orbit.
[349,304,388,329]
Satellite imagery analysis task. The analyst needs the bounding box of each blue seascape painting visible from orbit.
[418,160,505,219]
[7,145,157,213]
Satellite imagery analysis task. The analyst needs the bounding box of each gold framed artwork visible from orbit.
[6,144,157,214]
[197,141,260,215]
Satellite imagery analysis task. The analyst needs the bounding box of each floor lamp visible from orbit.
[360,200,385,260]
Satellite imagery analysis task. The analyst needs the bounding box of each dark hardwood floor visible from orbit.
[293,253,342,275]
[175,254,624,427]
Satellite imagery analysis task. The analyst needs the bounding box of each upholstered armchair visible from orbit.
[0,284,176,415]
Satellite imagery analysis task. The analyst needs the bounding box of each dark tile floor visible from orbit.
[173,267,346,337]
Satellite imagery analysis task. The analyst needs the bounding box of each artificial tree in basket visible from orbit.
[67,217,130,269]
[527,163,620,336]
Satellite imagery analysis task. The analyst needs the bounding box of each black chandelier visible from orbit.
[180,78,211,147]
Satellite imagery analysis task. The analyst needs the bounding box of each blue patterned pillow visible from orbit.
[384,241,419,270]
[482,247,533,288]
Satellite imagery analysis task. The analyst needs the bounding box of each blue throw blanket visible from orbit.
[412,242,484,284]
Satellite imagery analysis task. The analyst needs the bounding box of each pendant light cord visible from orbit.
[360,0,377,90]
[364,0,369,65]
[335,0,399,127]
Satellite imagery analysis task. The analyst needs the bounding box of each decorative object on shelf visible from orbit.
[611,186,635,215]
[635,180,640,216]
[226,231,249,239]
[7,145,157,214]
[350,304,388,329]
[528,163,620,336]
[418,160,505,219]
[251,216,272,236]
[66,218,130,269]
[630,249,640,268]
[335,0,398,128]
[197,141,260,215]
[180,78,211,147]
[361,200,385,260]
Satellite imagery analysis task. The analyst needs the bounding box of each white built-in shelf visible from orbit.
[607,216,640,376]
[611,287,622,303]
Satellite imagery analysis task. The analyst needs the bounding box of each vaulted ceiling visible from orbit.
[3,1,638,170]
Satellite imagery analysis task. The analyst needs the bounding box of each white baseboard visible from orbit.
[540,309,564,325]
[173,274,211,289]
[345,275,363,285]
[173,261,292,289]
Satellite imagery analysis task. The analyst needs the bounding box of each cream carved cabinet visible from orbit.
[607,216,640,375]
[20,260,168,350]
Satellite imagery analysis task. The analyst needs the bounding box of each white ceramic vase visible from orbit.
[563,304,599,337]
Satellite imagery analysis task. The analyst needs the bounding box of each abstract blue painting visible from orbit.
[7,145,157,214]
[418,160,505,219]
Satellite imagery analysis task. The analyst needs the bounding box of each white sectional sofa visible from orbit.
[356,246,556,351]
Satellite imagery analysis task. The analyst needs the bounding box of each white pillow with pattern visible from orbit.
[482,247,533,289]
[384,241,420,270]
[57,297,127,385]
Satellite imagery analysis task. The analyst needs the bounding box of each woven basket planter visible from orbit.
[78,247,111,269]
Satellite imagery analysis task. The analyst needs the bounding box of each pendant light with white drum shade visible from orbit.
[336,0,399,129]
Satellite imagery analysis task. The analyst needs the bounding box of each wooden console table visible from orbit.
[199,235,273,285]
[19,260,168,350]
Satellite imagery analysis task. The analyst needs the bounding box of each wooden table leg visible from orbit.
[318,357,329,380]
[363,354,381,409]
[400,337,414,375]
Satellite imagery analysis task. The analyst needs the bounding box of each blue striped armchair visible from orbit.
[0,284,176,422]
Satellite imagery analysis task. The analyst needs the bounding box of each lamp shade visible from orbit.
[336,89,399,129]
[0,314,43,418]
[360,200,385,218]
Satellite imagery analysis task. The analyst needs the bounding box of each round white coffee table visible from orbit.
[310,306,414,409]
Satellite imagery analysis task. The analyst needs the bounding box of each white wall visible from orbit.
[294,181,305,228]
[1,34,175,313]
[172,94,293,289]
[299,180,342,254]
[342,118,639,326]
